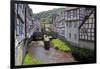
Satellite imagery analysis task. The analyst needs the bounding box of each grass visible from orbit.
[51,39,71,52]
[23,53,43,65]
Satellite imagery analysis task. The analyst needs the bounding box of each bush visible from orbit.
[51,39,71,52]
[51,38,95,62]
[60,40,95,62]
[70,46,95,62]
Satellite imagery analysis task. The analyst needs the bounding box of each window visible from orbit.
[69,33,71,38]
[67,11,71,19]
[92,23,94,28]
[88,36,91,40]
[66,22,68,27]
[80,8,85,15]
[85,36,87,40]
[92,17,94,22]
[91,29,94,32]
[19,20,24,35]
[60,21,63,25]
[16,18,19,36]
[62,21,65,25]
[73,10,77,18]
[89,18,93,23]
[80,32,82,36]
[92,37,94,40]
[85,24,88,28]
[19,4,21,9]
[74,22,77,28]
[82,35,84,39]
[77,9,79,18]
[61,30,65,35]
[69,22,72,28]
[80,36,82,39]
[22,5,25,13]
[74,34,77,40]
[71,10,73,18]
[92,33,94,36]
[30,25,33,30]
[89,24,92,28]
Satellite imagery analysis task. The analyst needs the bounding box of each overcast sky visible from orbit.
[29,4,65,14]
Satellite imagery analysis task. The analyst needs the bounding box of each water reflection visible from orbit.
[28,41,76,64]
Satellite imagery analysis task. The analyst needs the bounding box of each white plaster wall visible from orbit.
[65,21,79,45]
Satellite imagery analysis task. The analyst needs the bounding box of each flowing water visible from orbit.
[28,41,76,64]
